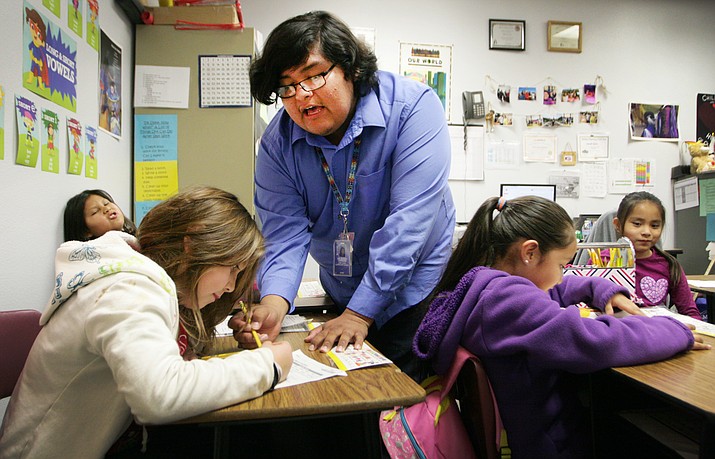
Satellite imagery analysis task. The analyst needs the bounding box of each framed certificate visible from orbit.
[547,21,582,53]
[489,19,526,51]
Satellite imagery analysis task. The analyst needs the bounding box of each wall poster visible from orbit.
[23,4,78,112]
[398,42,452,122]
[99,29,122,138]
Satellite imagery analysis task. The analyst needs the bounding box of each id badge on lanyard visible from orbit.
[317,138,361,277]
[333,231,354,277]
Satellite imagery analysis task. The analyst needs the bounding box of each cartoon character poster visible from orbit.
[0,86,5,160]
[15,96,39,167]
[66,117,83,174]
[43,0,61,18]
[67,0,83,37]
[99,29,122,138]
[41,108,60,173]
[86,0,99,51]
[23,4,78,113]
[85,125,97,179]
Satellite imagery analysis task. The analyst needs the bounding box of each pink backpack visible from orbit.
[379,347,501,459]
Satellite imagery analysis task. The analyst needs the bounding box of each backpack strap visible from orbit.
[439,346,504,453]
[439,346,475,396]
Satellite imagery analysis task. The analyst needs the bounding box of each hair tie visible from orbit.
[496,196,508,211]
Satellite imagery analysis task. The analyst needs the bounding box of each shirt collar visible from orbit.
[291,86,386,150]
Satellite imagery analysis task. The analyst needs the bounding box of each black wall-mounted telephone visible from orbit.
[462,91,485,120]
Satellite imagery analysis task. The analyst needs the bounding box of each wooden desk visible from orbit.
[688,274,715,323]
[176,315,425,459]
[592,335,715,458]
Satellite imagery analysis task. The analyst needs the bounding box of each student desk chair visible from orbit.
[0,309,42,398]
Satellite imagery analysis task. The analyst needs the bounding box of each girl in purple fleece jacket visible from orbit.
[413,196,709,458]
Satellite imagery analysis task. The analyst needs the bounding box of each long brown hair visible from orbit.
[137,186,264,347]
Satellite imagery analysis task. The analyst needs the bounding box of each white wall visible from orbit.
[1,0,713,415]
[242,0,715,250]
[0,0,133,415]
[0,0,133,310]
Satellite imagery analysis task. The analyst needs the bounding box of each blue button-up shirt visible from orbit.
[255,71,455,327]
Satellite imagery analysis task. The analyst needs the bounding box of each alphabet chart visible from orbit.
[198,54,252,108]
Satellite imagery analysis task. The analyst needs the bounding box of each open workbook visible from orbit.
[583,306,715,338]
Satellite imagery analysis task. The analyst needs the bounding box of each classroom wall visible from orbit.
[0,0,134,309]
[1,0,713,416]
[242,0,715,248]
[0,0,133,416]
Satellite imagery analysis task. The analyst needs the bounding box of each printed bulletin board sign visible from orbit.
[398,42,453,122]
[41,108,60,173]
[198,54,251,108]
[134,114,179,225]
[66,117,84,175]
[15,96,39,167]
[23,3,78,112]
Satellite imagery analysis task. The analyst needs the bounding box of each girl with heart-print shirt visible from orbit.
[613,191,702,319]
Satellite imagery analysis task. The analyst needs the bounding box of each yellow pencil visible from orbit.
[240,301,262,348]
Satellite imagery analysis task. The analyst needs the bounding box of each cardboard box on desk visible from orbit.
[145,5,239,26]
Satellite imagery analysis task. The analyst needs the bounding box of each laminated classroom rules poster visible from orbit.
[41,108,60,173]
[134,114,179,225]
[85,125,97,178]
[23,4,78,113]
[15,95,39,168]
[66,117,83,175]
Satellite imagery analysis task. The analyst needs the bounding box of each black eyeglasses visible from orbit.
[275,64,336,99]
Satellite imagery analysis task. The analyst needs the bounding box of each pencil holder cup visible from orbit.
[564,239,636,297]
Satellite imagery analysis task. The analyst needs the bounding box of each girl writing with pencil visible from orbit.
[613,191,702,319]
[413,195,709,458]
[0,186,293,458]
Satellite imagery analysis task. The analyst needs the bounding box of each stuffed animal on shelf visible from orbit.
[688,140,715,174]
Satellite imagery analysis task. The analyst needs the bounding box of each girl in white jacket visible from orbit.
[0,186,293,459]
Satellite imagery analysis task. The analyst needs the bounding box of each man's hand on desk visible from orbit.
[229,295,289,349]
[305,309,373,353]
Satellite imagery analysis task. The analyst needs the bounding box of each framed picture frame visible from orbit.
[547,21,582,53]
[489,19,525,51]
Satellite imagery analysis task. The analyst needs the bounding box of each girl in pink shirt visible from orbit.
[614,191,702,319]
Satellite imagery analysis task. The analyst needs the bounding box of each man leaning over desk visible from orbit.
[230,11,455,381]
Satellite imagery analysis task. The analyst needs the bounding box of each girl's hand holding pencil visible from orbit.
[228,296,288,348]
[239,301,263,348]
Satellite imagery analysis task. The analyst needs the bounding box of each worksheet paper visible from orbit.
[326,343,393,370]
[215,314,315,336]
[275,350,347,389]
[586,306,715,337]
